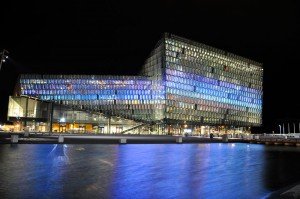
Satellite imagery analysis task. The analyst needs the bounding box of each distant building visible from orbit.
[8,33,263,134]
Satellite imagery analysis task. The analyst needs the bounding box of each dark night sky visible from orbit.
[0,0,299,132]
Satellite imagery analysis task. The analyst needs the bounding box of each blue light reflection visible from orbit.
[1,144,300,198]
[111,144,269,199]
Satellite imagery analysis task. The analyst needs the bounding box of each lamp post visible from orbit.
[293,123,296,134]
[279,125,282,134]
[0,49,9,71]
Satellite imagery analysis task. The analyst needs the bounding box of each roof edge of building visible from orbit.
[163,32,263,67]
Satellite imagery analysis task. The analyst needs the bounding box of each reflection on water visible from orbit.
[0,143,299,198]
[49,144,70,164]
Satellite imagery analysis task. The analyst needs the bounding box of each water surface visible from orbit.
[0,143,300,198]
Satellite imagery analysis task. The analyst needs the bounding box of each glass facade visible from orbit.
[18,75,163,122]
[164,34,262,127]
[7,96,150,134]
[12,33,263,134]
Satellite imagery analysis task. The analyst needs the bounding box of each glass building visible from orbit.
[9,33,263,135]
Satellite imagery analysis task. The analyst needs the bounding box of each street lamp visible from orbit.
[0,49,9,71]
[60,117,66,123]
[293,123,296,134]
[278,125,282,134]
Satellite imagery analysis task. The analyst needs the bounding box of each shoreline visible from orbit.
[2,133,300,146]
[267,182,300,198]
[0,133,247,144]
